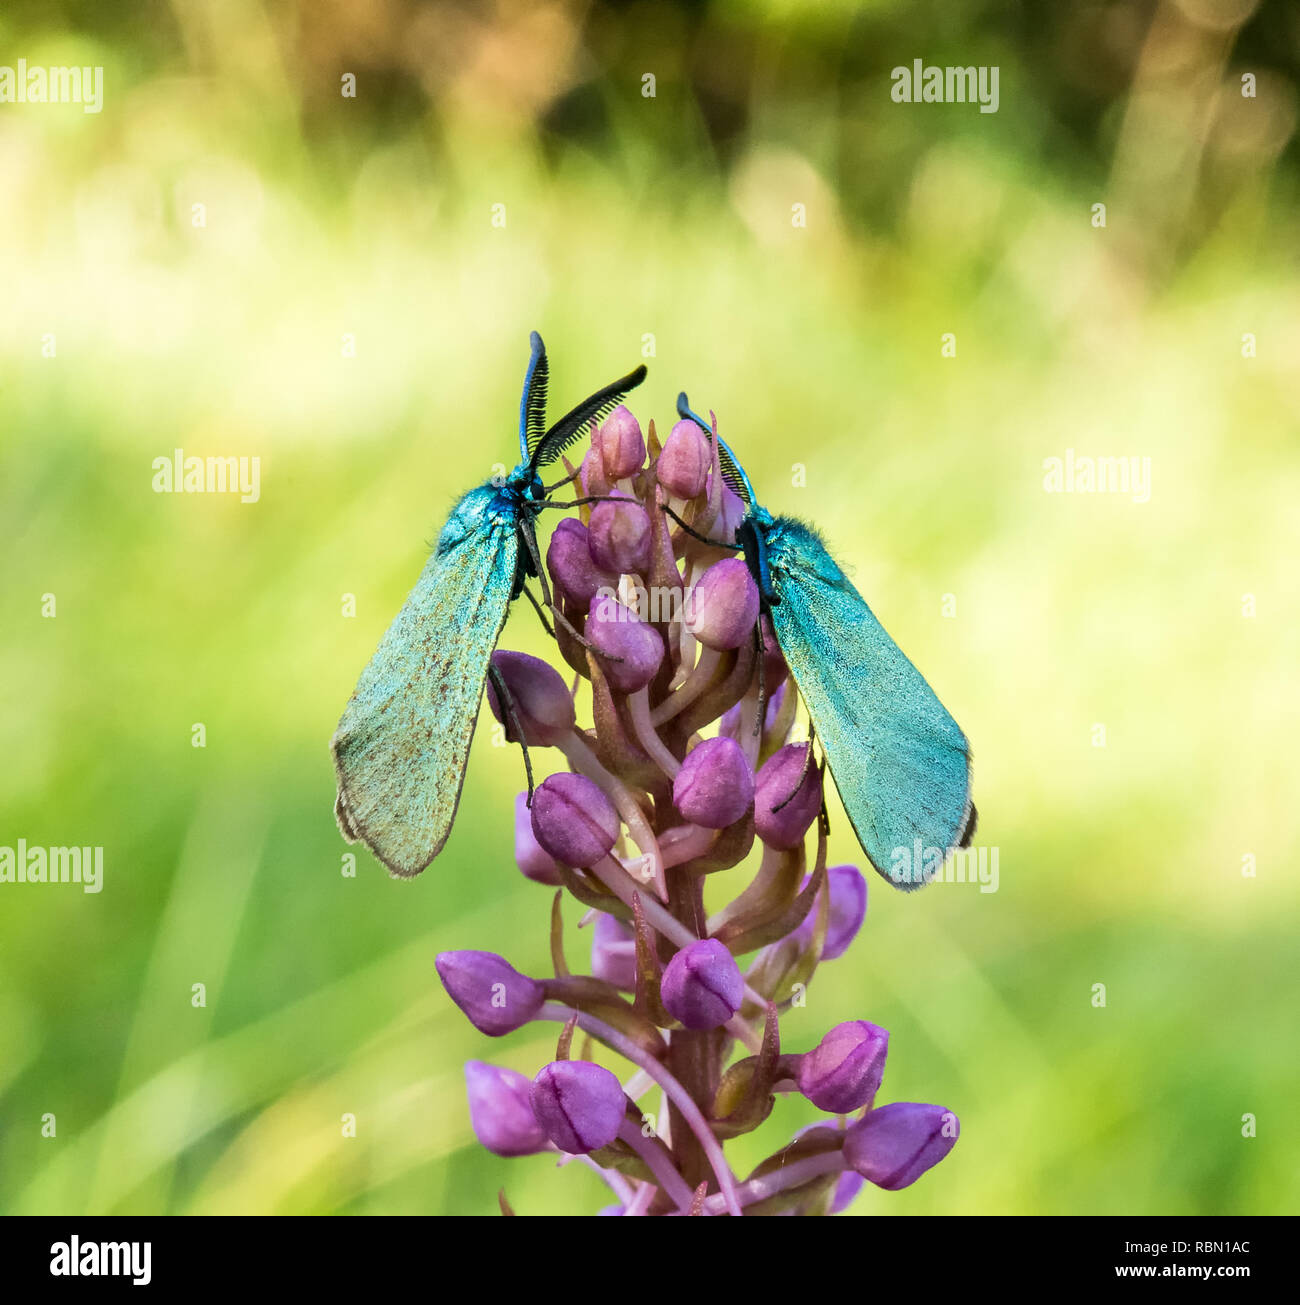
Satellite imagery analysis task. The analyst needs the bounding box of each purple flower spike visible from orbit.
[843,1102,960,1190]
[798,1020,889,1114]
[487,650,575,747]
[597,405,645,480]
[547,517,617,611]
[829,1169,866,1214]
[585,594,665,693]
[796,864,868,960]
[591,912,636,990]
[435,950,545,1036]
[754,743,823,850]
[530,1060,627,1154]
[686,557,760,651]
[588,495,652,575]
[661,939,744,1030]
[465,1061,549,1156]
[658,419,711,498]
[514,792,561,885]
[530,772,620,868]
[673,736,754,829]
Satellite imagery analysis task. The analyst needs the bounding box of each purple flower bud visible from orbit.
[685,557,760,651]
[590,912,636,990]
[588,495,652,575]
[661,939,744,1030]
[486,650,575,747]
[464,1060,548,1156]
[796,864,868,961]
[754,744,822,850]
[547,518,617,611]
[673,736,754,829]
[658,419,711,498]
[829,1169,866,1214]
[530,772,620,868]
[585,594,665,693]
[580,443,612,498]
[530,1060,626,1154]
[435,950,545,1036]
[798,1020,889,1114]
[514,792,561,885]
[597,405,645,480]
[843,1102,960,1190]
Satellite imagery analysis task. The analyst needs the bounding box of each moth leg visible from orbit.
[771,722,817,812]
[543,466,580,495]
[522,583,557,638]
[660,503,743,551]
[817,757,831,838]
[752,621,765,740]
[535,494,627,510]
[488,661,536,803]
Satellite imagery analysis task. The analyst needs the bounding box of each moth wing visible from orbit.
[331,511,518,877]
[767,519,972,889]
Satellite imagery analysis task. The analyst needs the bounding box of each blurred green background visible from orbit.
[2,0,1298,1216]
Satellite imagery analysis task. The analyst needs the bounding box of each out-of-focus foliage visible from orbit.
[1,0,1296,1215]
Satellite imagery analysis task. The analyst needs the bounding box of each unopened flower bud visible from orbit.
[585,594,665,693]
[590,912,636,990]
[514,792,561,885]
[435,950,544,1036]
[597,405,645,480]
[658,419,711,498]
[661,939,744,1030]
[796,864,867,960]
[673,736,754,829]
[487,650,575,746]
[530,772,620,868]
[547,517,617,611]
[843,1102,959,1190]
[530,1060,626,1154]
[465,1060,548,1156]
[754,744,822,850]
[686,558,760,650]
[588,495,652,575]
[797,1020,889,1114]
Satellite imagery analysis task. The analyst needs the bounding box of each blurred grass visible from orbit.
[1,0,1298,1214]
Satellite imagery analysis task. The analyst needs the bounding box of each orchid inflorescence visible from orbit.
[436,405,959,1216]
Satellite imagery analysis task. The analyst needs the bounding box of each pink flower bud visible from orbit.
[844,1103,960,1190]
[585,594,665,694]
[530,772,620,868]
[486,651,575,747]
[661,939,744,1030]
[597,405,645,480]
[588,494,652,575]
[530,1060,626,1154]
[754,744,822,850]
[673,735,754,829]
[658,419,711,498]
[686,557,760,650]
[547,517,617,611]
